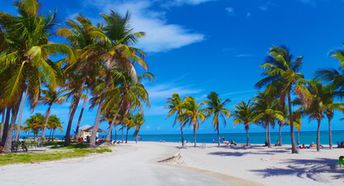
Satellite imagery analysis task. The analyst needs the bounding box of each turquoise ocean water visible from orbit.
[111,130,344,145]
[51,130,344,145]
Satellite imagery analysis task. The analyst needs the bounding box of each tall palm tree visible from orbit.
[256,46,310,153]
[74,90,88,138]
[57,15,107,146]
[88,11,148,148]
[39,88,65,141]
[254,92,284,147]
[203,92,231,147]
[166,93,187,147]
[184,96,206,147]
[233,100,256,146]
[0,0,75,152]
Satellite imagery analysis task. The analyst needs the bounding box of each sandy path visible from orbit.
[0,142,245,186]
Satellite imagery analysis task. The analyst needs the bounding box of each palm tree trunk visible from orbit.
[52,129,56,141]
[42,103,52,142]
[75,92,88,138]
[121,126,124,143]
[4,105,20,153]
[217,124,220,147]
[288,92,297,153]
[0,108,5,139]
[180,125,184,147]
[193,125,197,147]
[90,100,104,147]
[105,99,124,142]
[15,87,28,141]
[125,127,129,143]
[316,119,321,152]
[1,107,11,144]
[64,94,82,146]
[267,121,271,148]
[114,125,117,143]
[278,122,282,146]
[328,118,332,149]
[245,125,249,146]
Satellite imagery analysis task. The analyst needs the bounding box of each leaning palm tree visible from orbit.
[166,93,187,147]
[39,88,65,141]
[203,92,231,147]
[133,113,144,143]
[88,11,148,148]
[0,0,75,152]
[183,96,206,147]
[256,46,311,153]
[57,15,107,146]
[233,100,256,146]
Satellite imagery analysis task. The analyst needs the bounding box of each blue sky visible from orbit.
[2,0,344,135]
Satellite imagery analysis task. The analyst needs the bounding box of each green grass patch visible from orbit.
[0,147,112,166]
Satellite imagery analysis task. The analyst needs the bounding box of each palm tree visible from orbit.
[203,92,231,147]
[46,115,63,141]
[39,88,65,141]
[300,80,342,151]
[256,46,310,153]
[23,113,45,140]
[87,11,148,148]
[123,114,136,143]
[100,70,151,145]
[166,93,187,147]
[133,113,144,143]
[183,96,206,147]
[233,100,256,146]
[254,92,284,147]
[0,0,75,152]
[315,47,344,148]
[57,15,107,146]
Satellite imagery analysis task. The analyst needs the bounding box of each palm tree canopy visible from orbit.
[233,100,256,128]
[203,91,231,128]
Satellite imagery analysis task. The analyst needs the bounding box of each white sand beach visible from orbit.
[0,142,343,186]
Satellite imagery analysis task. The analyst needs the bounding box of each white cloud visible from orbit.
[147,82,203,99]
[166,0,214,6]
[83,0,204,52]
[225,7,235,16]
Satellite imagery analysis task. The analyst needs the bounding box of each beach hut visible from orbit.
[79,125,105,141]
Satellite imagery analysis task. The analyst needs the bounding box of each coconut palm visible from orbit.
[183,96,206,147]
[123,114,136,143]
[39,88,65,141]
[133,113,144,143]
[74,90,88,138]
[233,100,256,146]
[256,46,311,153]
[88,11,148,147]
[46,115,63,141]
[57,15,107,146]
[254,92,284,147]
[23,113,45,139]
[0,0,75,152]
[203,92,231,147]
[166,93,187,147]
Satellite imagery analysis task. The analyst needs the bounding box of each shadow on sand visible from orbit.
[250,158,344,182]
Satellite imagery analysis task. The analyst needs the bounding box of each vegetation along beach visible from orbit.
[0,0,344,186]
